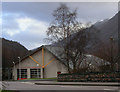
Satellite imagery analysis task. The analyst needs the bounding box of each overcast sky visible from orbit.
[1,2,118,50]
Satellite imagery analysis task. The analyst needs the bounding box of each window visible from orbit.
[17,69,27,79]
[30,69,40,78]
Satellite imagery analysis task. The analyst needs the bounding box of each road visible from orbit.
[2,81,119,92]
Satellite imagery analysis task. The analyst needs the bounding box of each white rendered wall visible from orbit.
[13,48,68,80]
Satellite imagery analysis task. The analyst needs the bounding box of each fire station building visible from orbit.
[12,45,68,80]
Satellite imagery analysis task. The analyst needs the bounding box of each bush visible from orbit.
[57,71,120,82]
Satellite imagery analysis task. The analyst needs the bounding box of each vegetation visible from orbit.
[46,4,88,73]
[58,71,120,82]
[96,37,118,72]
[0,90,15,92]
[23,77,57,80]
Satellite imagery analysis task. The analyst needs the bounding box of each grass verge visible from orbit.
[22,77,57,80]
[0,90,15,92]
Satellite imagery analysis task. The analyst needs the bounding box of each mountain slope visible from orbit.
[2,38,29,68]
[86,12,118,61]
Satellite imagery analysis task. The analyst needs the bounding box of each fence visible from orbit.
[57,71,120,82]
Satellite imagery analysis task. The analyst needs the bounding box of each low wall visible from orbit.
[57,72,120,82]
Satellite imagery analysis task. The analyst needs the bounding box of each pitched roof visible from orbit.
[14,45,67,66]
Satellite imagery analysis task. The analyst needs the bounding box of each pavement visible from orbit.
[16,79,120,86]
[34,81,120,86]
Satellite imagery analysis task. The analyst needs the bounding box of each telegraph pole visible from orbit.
[110,37,114,71]
[118,13,120,71]
[118,8,120,71]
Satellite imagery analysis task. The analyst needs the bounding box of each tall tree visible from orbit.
[46,4,78,43]
[96,38,118,72]
[46,4,88,73]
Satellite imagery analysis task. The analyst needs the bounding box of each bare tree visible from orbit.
[65,30,88,73]
[46,4,78,43]
[46,4,88,73]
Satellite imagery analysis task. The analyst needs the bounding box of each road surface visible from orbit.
[2,81,119,92]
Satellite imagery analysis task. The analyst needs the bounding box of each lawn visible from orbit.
[23,77,57,80]
[0,90,15,92]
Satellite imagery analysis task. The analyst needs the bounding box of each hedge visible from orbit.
[57,71,120,82]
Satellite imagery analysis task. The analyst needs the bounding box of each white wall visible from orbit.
[43,49,68,78]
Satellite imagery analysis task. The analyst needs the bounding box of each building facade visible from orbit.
[12,45,68,80]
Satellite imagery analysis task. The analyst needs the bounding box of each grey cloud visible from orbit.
[2,2,60,22]
[3,2,118,23]
[67,2,118,22]
[2,14,19,29]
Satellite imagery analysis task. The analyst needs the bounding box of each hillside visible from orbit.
[2,38,29,68]
[86,12,119,61]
